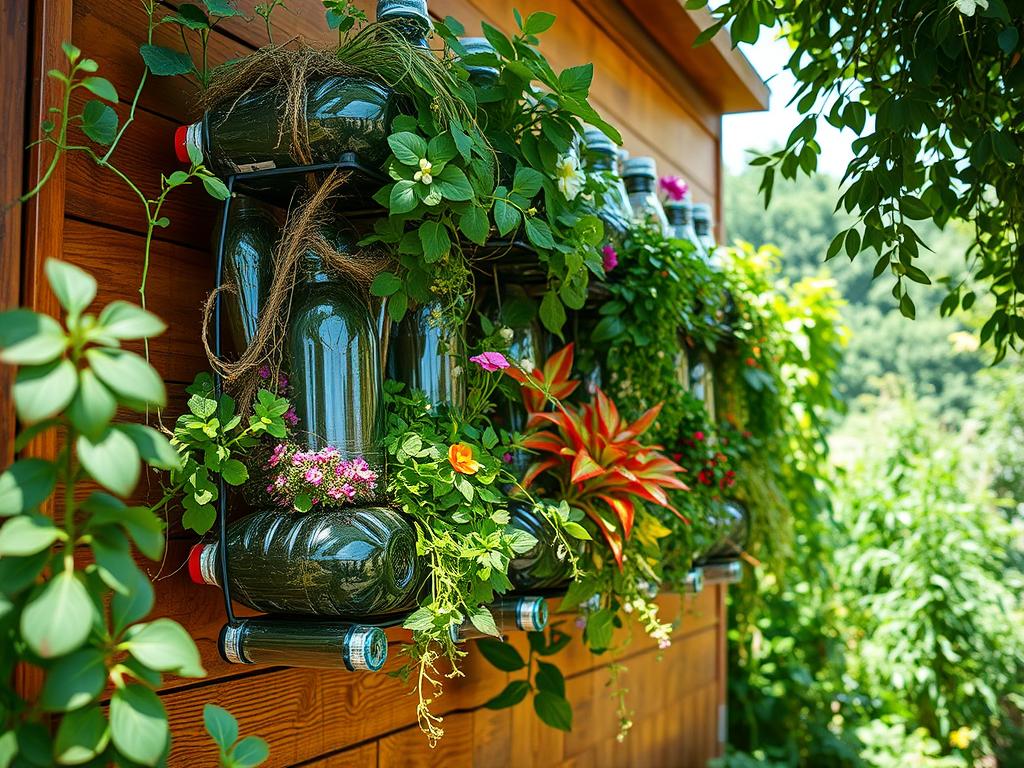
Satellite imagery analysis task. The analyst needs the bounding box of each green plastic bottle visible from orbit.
[584,127,631,245]
[220,195,277,354]
[387,303,466,409]
[665,193,698,245]
[219,618,388,671]
[623,156,669,235]
[174,1,432,175]
[286,225,386,470]
[449,596,548,643]
[189,506,422,618]
[507,500,575,591]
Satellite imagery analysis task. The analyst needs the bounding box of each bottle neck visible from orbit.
[624,176,656,194]
[587,150,617,173]
[666,205,692,227]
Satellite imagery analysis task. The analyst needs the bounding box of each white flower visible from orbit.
[499,327,514,343]
[413,157,433,185]
[520,358,535,373]
[452,365,463,379]
[955,0,988,15]
[622,602,633,614]
[555,154,583,201]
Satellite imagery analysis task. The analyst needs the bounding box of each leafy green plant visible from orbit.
[141,0,247,88]
[323,0,367,45]
[204,704,269,768]
[478,626,574,731]
[690,0,1024,359]
[0,260,200,765]
[170,373,289,535]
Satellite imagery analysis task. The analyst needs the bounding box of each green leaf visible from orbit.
[524,218,555,250]
[901,195,931,220]
[45,258,96,315]
[80,100,118,145]
[85,493,165,561]
[494,198,520,237]
[126,618,205,677]
[558,64,593,94]
[40,648,107,712]
[388,132,428,166]
[585,608,614,650]
[203,704,238,751]
[77,427,141,497]
[513,167,545,198]
[204,0,243,17]
[14,358,78,424]
[590,315,625,344]
[534,690,573,731]
[139,44,194,76]
[484,680,530,710]
[112,566,155,635]
[91,533,144,595]
[0,550,48,596]
[433,165,474,201]
[117,423,181,471]
[80,76,117,102]
[426,132,458,165]
[389,180,418,214]
[535,660,565,697]
[67,369,117,439]
[481,22,516,59]
[459,206,490,245]
[109,684,168,766]
[202,175,231,201]
[182,498,216,534]
[469,605,500,637]
[220,458,248,486]
[475,638,525,671]
[171,4,211,29]
[0,309,66,365]
[86,347,166,409]
[54,705,110,764]
[21,570,93,658]
[561,521,592,540]
[419,221,451,263]
[370,271,403,297]
[232,736,270,767]
[97,300,166,340]
[522,11,557,35]
[0,459,57,516]
[62,42,81,62]
[0,515,64,556]
[539,291,566,335]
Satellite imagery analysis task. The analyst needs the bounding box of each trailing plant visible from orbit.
[383,362,587,744]
[0,261,256,766]
[690,0,1024,359]
[434,12,619,336]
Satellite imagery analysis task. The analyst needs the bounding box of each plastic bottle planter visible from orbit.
[220,195,278,354]
[507,500,576,592]
[687,347,716,422]
[219,618,388,671]
[695,499,749,564]
[287,227,386,478]
[623,156,669,236]
[449,596,549,643]
[387,302,465,409]
[583,126,632,247]
[189,506,422,618]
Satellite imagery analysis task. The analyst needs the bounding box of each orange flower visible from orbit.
[448,443,481,475]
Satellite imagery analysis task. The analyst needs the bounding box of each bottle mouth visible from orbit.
[344,625,388,671]
[516,597,549,632]
[188,543,214,585]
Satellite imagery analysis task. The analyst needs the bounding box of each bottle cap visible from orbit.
[187,543,219,586]
[344,625,388,672]
[219,623,252,665]
[515,597,549,632]
[622,156,657,180]
[687,568,704,593]
[173,125,190,163]
[376,0,430,27]
[583,126,616,155]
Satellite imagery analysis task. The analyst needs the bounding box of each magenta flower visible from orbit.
[659,176,688,202]
[470,351,510,372]
[304,467,324,486]
[258,365,272,380]
[502,452,514,464]
[602,244,619,272]
[283,407,299,427]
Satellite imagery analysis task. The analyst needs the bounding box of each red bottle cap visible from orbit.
[174,125,190,163]
[187,543,207,584]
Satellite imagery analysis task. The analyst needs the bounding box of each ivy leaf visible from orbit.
[21,570,94,658]
[80,76,117,102]
[534,691,573,731]
[0,459,57,516]
[475,638,525,671]
[109,685,169,766]
[139,44,194,77]
[484,680,530,710]
[80,100,118,145]
[370,272,403,297]
[419,221,451,263]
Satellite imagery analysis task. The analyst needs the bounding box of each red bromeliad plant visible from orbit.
[507,345,688,566]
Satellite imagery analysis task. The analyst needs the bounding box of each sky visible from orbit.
[721,34,857,178]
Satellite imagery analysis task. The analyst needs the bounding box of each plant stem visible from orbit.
[20,72,74,203]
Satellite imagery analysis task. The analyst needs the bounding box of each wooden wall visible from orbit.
[8,0,742,764]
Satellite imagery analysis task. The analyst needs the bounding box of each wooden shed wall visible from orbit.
[8,0,737,765]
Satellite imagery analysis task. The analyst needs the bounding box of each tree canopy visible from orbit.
[693,0,1024,360]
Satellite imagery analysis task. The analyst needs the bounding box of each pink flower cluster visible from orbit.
[658,175,689,202]
[264,442,378,509]
[258,365,299,426]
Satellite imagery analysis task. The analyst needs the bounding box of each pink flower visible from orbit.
[659,176,688,202]
[258,365,271,380]
[283,407,298,426]
[470,351,510,372]
[602,244,618,272]
[278,373,289,391]
[502,452,514,464]
[274,475,287,488]
[304,467,324,486]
